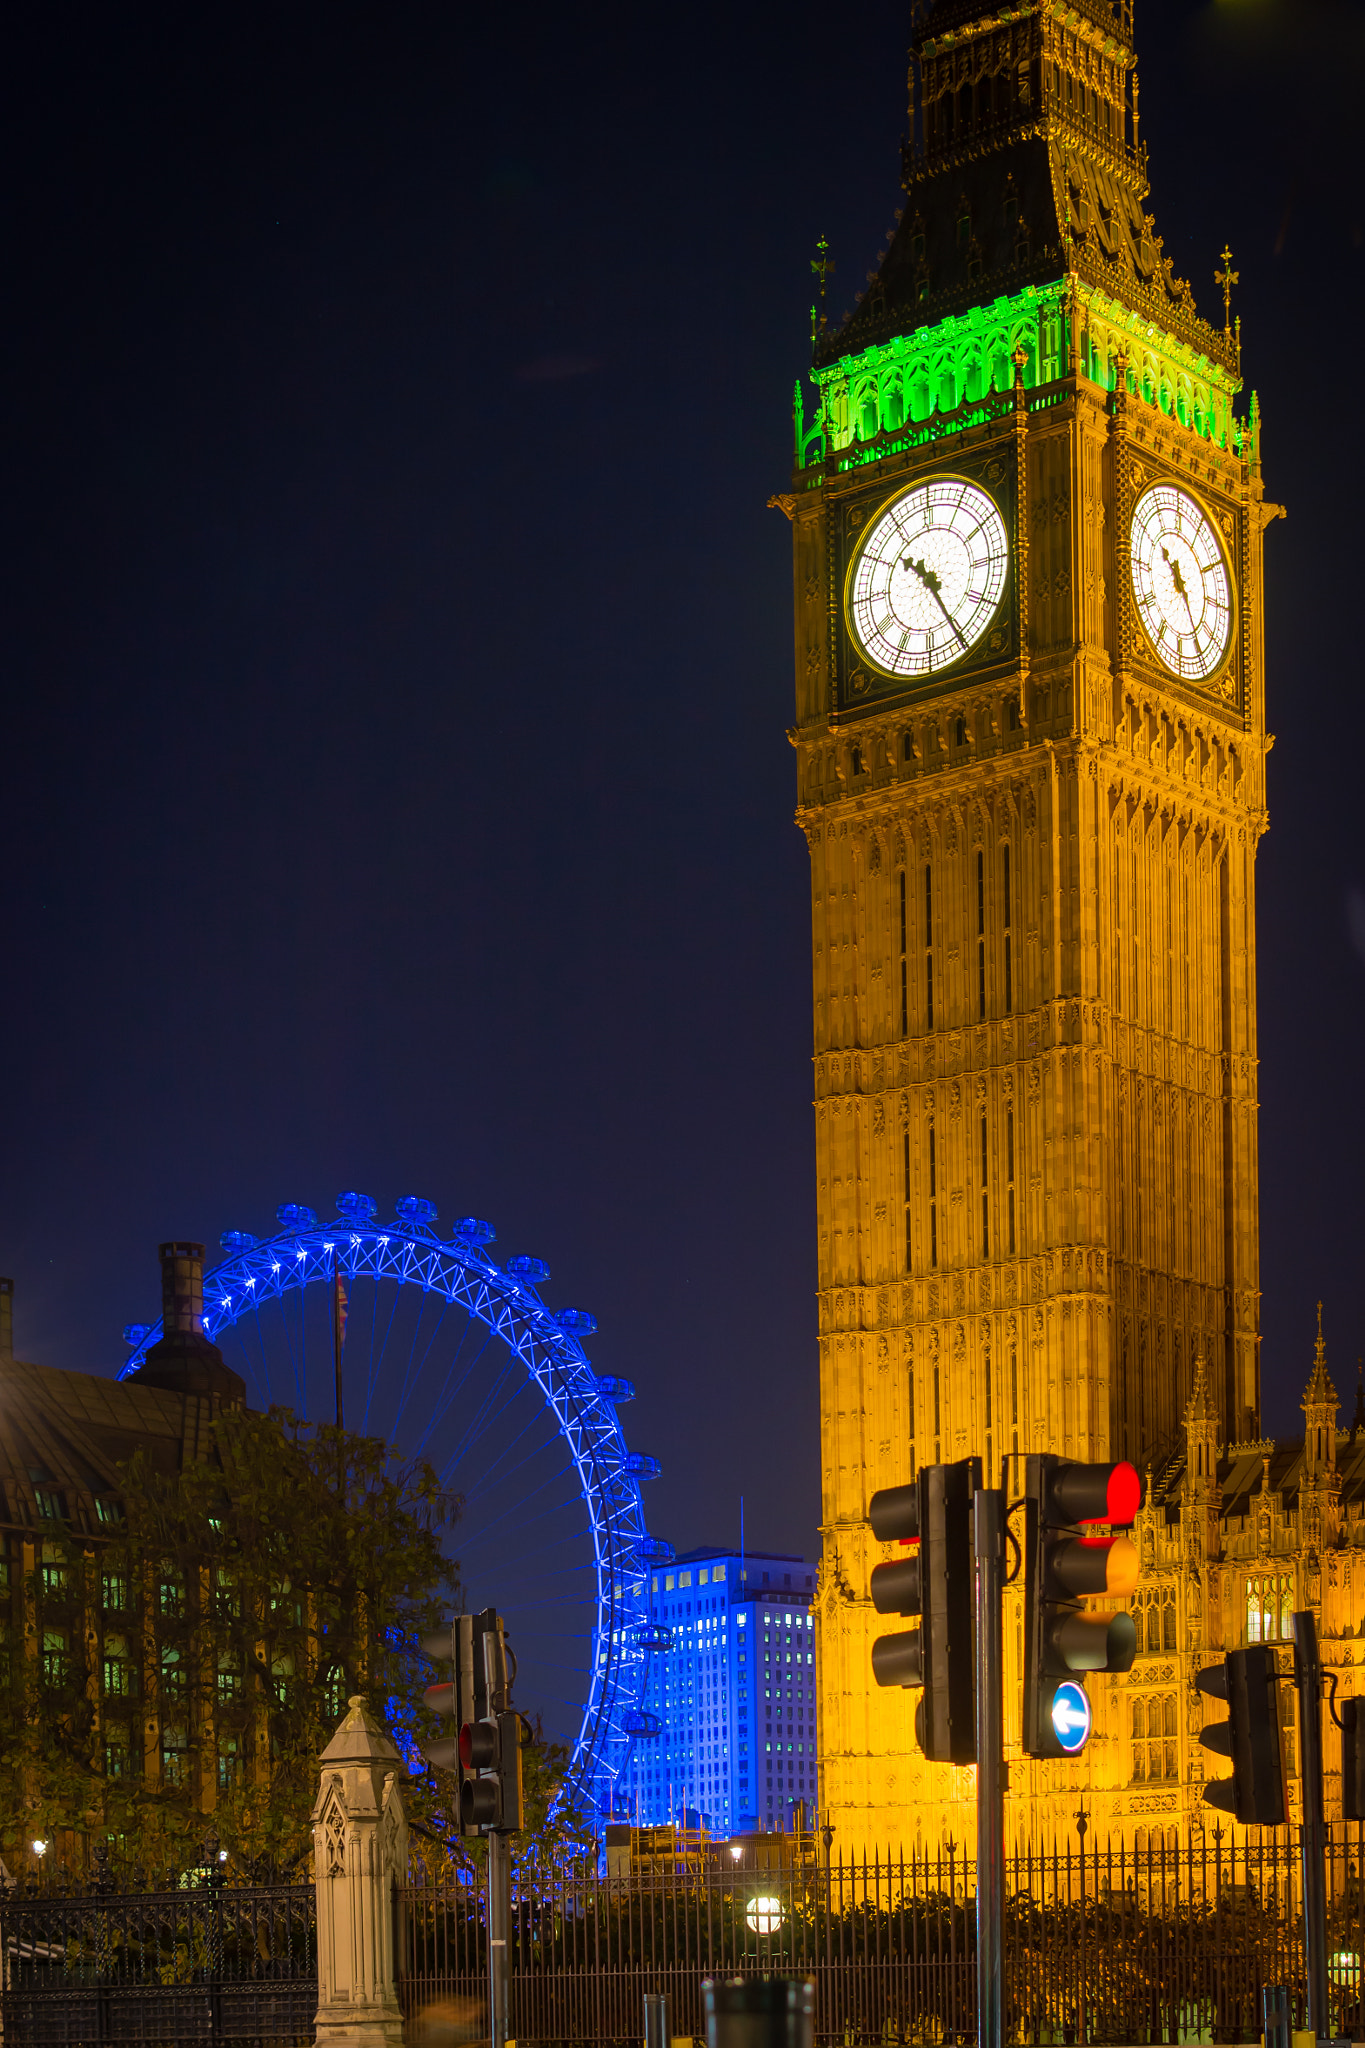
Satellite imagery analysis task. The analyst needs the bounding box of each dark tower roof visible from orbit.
[815,0,1234,377]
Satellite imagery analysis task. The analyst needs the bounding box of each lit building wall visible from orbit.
[619,1547,818,1833]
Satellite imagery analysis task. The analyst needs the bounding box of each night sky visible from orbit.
[3,0,1363,1600]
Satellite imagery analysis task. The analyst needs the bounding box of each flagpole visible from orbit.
[331,1260,347,1499]
[331,1261,345,1433]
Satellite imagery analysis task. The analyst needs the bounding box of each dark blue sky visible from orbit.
[3,0,1362,1581]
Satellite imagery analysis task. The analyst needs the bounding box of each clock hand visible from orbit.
[1161,544,1197,634]
[904,555,968,650]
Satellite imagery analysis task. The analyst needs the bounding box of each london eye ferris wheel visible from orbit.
[118,1190,671,1822]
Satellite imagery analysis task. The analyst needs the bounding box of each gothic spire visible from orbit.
[1303,1300,1338,1413]
[818,0,1232,376]
[1302,1303,1339,1479]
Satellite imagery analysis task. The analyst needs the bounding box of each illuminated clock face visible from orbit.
[846,477,1010,680]
[1129,484,1232,681]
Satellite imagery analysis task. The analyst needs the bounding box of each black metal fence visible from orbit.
[0,1847,316,2048]
[401,1826,1365,2046]
[9,1826,1365,2047]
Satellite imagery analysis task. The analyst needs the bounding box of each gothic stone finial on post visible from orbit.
[312,1696,409,2048]
[1215,246,1239,337]
[811,236,835,336]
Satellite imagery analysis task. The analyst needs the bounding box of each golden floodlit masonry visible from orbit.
[767,0,1364,1851]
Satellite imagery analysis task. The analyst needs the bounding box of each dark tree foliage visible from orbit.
[2,1407,458,1870]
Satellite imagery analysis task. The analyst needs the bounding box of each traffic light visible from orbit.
[459,1709,526,1834]
[1022,1456,1143,1759]
[868,1458,979,1765]
[1343,1697,1365,1822]
[1196,1646,1286,1826]
[421,1615,474,1764]
[421,1613,497,1834]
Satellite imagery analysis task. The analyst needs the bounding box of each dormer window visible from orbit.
[29,1468,65,1523]
[910,231,926,265]
[1003,192,1018,232]
[957,208,972,248]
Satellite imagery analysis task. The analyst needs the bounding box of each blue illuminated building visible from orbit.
[619,1548,817,1834]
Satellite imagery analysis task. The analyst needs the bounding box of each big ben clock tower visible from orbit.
[783,0,1281,1847]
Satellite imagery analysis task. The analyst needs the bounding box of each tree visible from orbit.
[0,1406,458,1872]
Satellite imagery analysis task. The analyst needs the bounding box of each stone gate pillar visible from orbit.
[312,1695,408,2048]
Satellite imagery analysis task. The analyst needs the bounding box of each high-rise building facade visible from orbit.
[781,0,1281,1847]
[619,1548,818,1833]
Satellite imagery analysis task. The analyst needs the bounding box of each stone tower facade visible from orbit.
[781,0,1284,1848]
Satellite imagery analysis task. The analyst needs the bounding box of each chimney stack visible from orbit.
[135,1241,245,1406]
[0,1278,12,1364]
[159,1241,206,1335]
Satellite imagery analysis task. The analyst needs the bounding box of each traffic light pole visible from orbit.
[1292,1611,1329,2042]
[488,1828,511,2048]
[974,1487,1004,2048]
[483,1619,512,2048]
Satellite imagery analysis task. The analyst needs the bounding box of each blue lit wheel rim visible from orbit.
[118,1192,670,1819]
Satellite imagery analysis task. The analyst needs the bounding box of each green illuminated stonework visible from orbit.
[797,0,1256,484]
[796,278,1251,480]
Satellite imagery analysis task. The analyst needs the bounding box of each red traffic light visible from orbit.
[423,1682,457,1715]
[459,1719,500,1772]
[1049,1460,1143,1527]
[1023,1455,1144,1760]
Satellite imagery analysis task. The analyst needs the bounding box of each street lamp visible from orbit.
[746,1896,784,1936]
